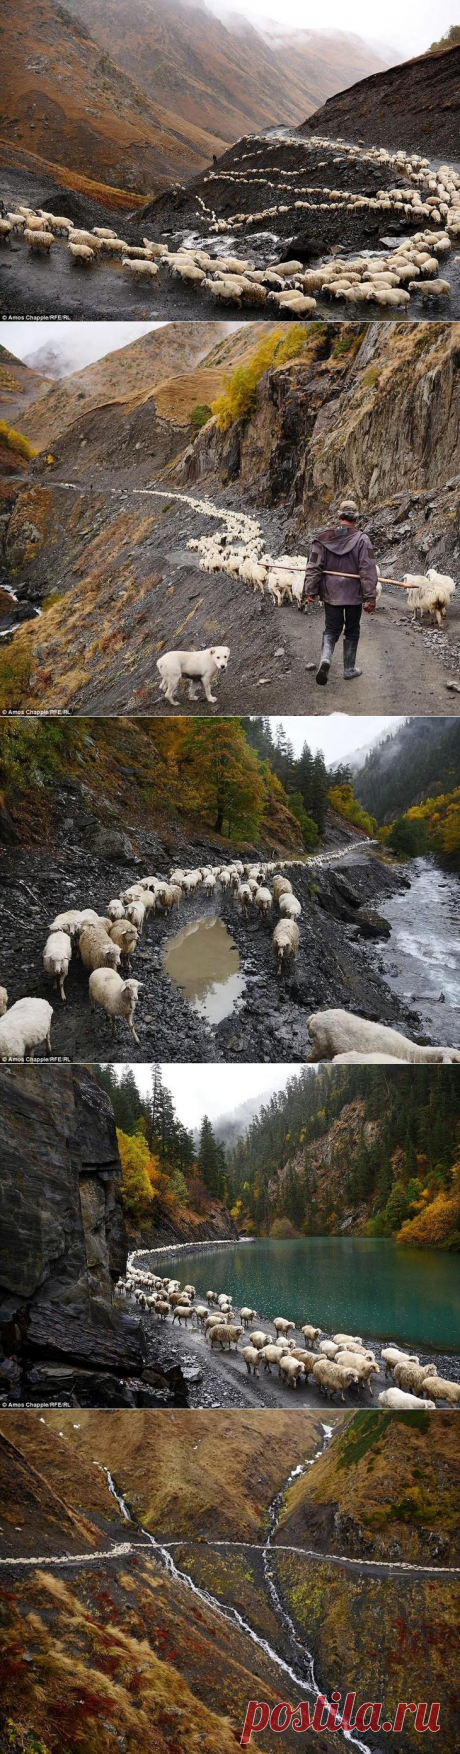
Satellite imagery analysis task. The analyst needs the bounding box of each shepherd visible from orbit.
[302,498,378,685]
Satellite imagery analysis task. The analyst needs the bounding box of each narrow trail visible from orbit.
[2,1434,458,1754]
[102,1433,376,1754]
[39,481,459,713]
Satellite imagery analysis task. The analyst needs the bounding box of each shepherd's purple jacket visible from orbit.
[303,523,378,605]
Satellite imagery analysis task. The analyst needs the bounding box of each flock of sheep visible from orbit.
[1,137,459,315]
[117,1260,460,1408]
[0,853,311,1061]
[1,849,458,1062]
[190,533,456,628]
[146,488,457,627]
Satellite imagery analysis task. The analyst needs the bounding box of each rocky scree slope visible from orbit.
[303,41,460,158]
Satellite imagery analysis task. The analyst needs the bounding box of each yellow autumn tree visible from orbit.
[328,784,377,836]
[397,1158,460,1250]
[117,1129,161,1221]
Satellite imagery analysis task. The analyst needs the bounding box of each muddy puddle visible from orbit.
[163,914,245,1023]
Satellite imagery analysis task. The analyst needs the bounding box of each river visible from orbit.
[157,1237,460,1354]
[370,857,460,1045]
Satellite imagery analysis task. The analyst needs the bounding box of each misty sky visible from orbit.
[6,322,164,373]
[112,1063,301,1130]
[269,715,404,763]
[213,0,452,58]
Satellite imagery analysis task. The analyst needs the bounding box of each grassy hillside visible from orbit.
[1,0,226,199]
[277,1409,459,1561]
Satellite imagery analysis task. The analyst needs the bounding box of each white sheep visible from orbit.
[333,1334,363,1346]
[378,1388,436,1409]
[404,569,456,626]
[301,1324,321,1343]
[381,1347,420,1376]
[125,900,145,934]
[122,258,159,278]
[107,900,125,921]
[242,1345,261,1375]
[254,886,272,917]
[0,998,53,1061]
[41,214,73,234]
[89,969,143,1043]
[79,925,121,974]
[336,1353,378,1392]
[209,1324,243,1350]
[69,243,95,264]
[307,1010,460,1063]
[249,1330,272,1349]
[172,1304,195,1325]
[273,875,293,900]
[108,921,139,968]
[279,1354,304,1388]
[279,893,301,920]
[413,279,451,298]
[43,930,72,1001]
[236,882,253,918]
[0,987,7,1016]
[69,230,102,249]
[273,919,299,973]
[312,1358,359,1400]
[274,1317,295,1337]
[240,1307,257,1326]
[261,1344,285,1371]
[420,1375,460,1406]
[48,910,85,937]
[393,1360,438,1395]
[24,229,54,252]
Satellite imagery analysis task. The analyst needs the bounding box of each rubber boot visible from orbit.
[315,630,336,686]
[343,638,362,680]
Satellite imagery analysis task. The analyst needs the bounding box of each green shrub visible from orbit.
[191,403,212,433]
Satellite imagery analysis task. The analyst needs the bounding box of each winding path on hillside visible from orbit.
[3,1430,458,1754]
[41,480,460,714]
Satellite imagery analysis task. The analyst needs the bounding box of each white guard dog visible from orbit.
[157,645,230,705]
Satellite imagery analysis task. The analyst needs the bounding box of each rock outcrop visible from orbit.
[0,1066,187,1405]
[181,323,460,529]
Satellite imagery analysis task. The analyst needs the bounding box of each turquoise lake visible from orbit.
[160,1237,460,1353]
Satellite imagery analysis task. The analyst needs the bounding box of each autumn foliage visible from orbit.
[116,1129,162,1220]
[397,1158,460,1250]
[379,787,460,868]
[211,325,320,429]
[328,783,377,837]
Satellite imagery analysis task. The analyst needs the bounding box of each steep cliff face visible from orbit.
[0,1066,148,1398]
[182,322,460,528]
[0,1064,125,1306]
[128,1194,239,1250]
